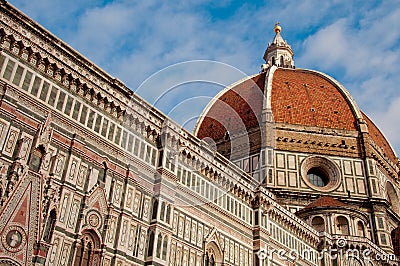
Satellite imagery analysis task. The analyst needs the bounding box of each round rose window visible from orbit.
[301,156,341,192]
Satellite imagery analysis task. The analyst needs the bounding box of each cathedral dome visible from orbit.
[194,26,398,167]
[195,67,360,138]
[194,72,265,141]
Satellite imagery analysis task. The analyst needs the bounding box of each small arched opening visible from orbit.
[98,161,108,183]
[356,221,365,237]
[147,231,155,257]
[151,199,158,220]
[336,216,349,235]
[387,182,400,215]
[204,241,223,266]
[43,209,57,242]
[162,236,168,260]
[160,201,166,221]
[311,216,325,232]
[165,204,171,223]
[156,233,162,258]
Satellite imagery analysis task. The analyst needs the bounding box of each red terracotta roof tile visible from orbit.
[271,69,357,130]
[304,196,346,209]
[196,68,397,165]
[196,74,265,140]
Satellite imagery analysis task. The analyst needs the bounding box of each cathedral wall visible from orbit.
[269,149,368,208]
[0,48,267,265]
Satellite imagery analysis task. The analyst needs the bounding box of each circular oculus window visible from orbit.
[301,156,341,192]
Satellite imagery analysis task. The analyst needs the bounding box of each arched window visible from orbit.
[336,216,349,235]
[205,242,222,266]
[224,131,230,141]
[271,57,276,66]
[156,233,162,258]
[162,236,168,260]
[357,221,365,237]
[98,162,107,183]
[280,55,284,66]
[311,216,325,232]
[387,182,400,215]
[160,202,166,221]
[151,199,158,220]
[165,204,171,223]
[147,231,155,257]
[43,209,57,242]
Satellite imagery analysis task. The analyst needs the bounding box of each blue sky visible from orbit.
[9,0,400,156]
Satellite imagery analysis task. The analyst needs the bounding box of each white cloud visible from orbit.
[58,1,255,84]
[299,20,349,69]
[9,0,101,35]
[371,97,400,157]
[133,60,248,114]
[298,1,400,154]
[69,2,137,61]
